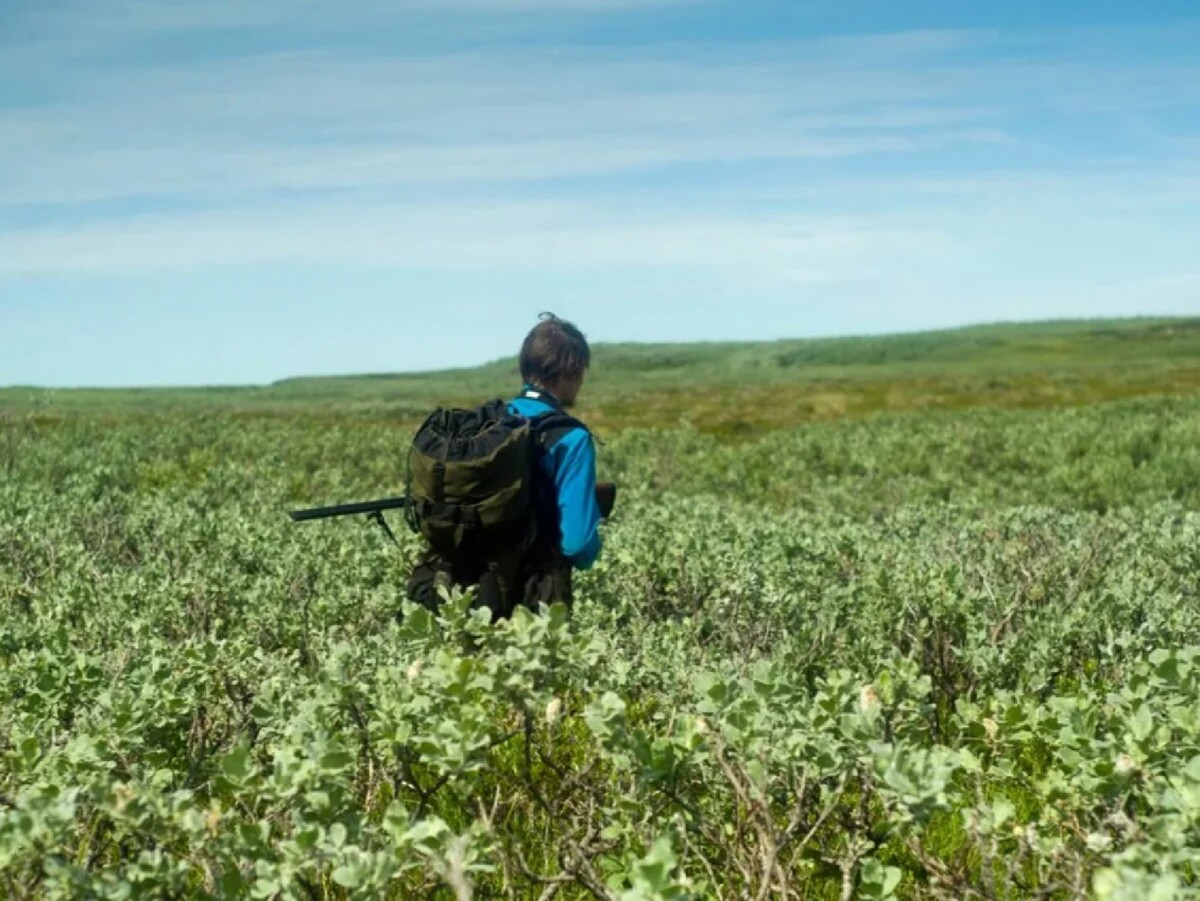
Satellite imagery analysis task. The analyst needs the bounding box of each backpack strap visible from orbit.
[517,388,592,449]
[530,410,587,451]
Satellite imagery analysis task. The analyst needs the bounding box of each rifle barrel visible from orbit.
[289,496,410,522]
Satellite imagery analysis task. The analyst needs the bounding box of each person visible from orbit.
[508,313,603,602]
[405,313,602,615]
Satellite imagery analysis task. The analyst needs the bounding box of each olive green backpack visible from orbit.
[404,398,580,614]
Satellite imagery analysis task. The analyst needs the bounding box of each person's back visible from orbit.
[406,313,601,616]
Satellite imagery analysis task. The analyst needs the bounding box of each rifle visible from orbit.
[288,483,618,545]
[289,496,409,544]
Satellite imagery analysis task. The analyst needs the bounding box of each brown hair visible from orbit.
[519,312,591,387]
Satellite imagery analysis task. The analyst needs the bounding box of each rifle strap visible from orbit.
[369,510,401,547]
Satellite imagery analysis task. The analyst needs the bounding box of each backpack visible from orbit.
[404,397,583,614]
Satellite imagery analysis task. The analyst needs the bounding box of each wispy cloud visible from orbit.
[1,0,1198,300]
[9,0,695,40]
[5,33,1193,213]
[0,197,954,280]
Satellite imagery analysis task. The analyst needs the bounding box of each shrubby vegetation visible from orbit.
[2,386,1199,898]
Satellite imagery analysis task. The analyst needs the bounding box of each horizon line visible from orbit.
[0,313,1192,393]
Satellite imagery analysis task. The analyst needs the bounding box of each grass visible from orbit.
[3,316,1199,434]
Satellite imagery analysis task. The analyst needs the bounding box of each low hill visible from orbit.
[3,317,1199,433]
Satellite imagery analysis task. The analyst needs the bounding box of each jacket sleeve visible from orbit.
[549,428,602,570]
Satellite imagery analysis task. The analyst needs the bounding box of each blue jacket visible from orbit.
[508,388,602,570]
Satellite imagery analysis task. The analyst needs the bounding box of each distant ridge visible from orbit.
[4,316,1199,426]
[270,316,1198,386]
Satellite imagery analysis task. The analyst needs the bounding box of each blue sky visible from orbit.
[1,1,1198,386]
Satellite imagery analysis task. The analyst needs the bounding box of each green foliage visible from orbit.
[2,385,1200,897]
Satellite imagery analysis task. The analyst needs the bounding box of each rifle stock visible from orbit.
[595,482,617,520]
